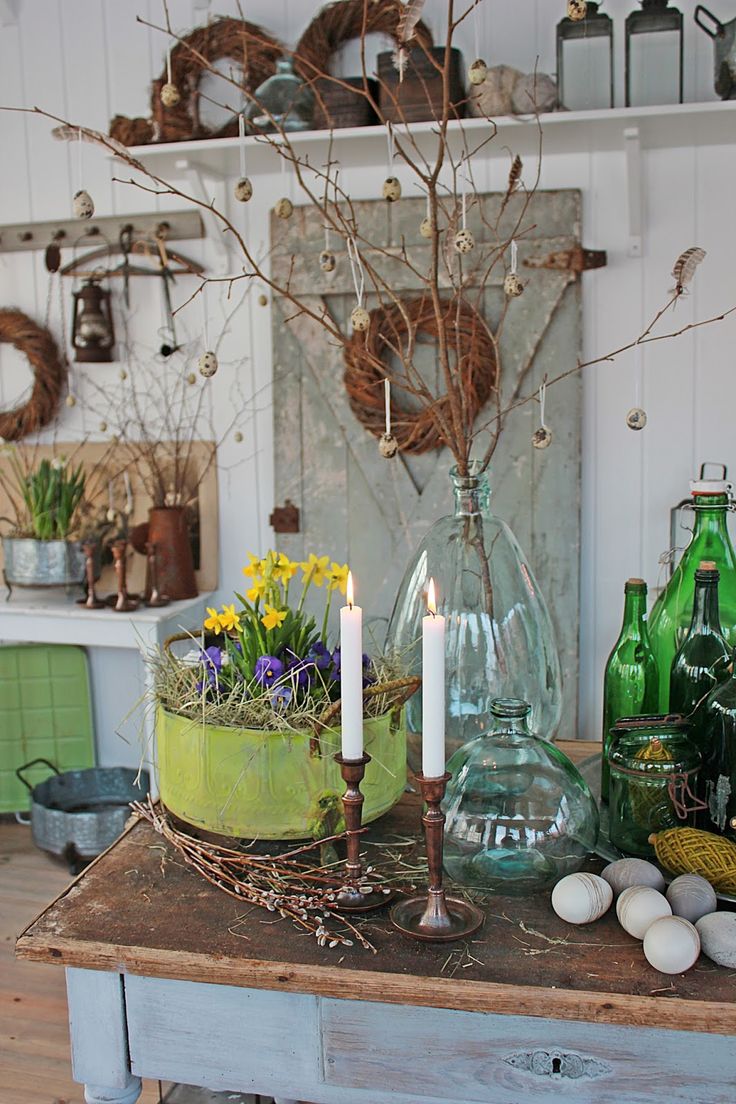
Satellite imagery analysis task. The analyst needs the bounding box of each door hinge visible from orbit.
[524,245,607,275]
[270,499,300,533]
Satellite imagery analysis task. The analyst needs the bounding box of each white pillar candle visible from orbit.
[422,578,446,778]
[339,571,364,760]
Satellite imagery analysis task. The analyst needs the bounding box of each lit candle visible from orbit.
[422,578,446,778]
[340,570,364,760]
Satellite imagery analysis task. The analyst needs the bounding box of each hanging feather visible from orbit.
[672,246,706,295]
[393,0,426,81]
[499,154,523,217]
[52,124,139,166]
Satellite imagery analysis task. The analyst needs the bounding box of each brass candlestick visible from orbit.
[76,541,105,609]
[390,772,484,941]
[333,752,393,912]
[144,541,170,608]
[109,539,139,612]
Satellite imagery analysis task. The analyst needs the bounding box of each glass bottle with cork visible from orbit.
[697,646,736,838]
[669,561,730,726]
[601,578,659,802]
[649,468,736,709]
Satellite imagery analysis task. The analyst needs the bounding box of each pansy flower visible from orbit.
[271,685,292,711]
[284,650,313,690]
[254,655,284,687]
[308,641,332,671]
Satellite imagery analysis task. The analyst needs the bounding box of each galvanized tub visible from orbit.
[2,537,92,588]
[16,759,150,866]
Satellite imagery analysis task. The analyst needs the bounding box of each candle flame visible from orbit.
[427,577,437,616]
[347,570,354,608]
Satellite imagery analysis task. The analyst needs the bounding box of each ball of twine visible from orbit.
[294,0,433,82]
[343,297,497,455]
[0,310,66,441]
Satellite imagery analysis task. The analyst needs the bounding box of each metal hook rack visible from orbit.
[0,210,203,254]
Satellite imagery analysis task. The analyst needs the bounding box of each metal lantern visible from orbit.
[557,1,614,111]
[625,1,683,107]
[245,57,314,133]
[72,278,115,363]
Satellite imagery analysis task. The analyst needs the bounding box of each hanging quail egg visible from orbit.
[379,432,398,458]
[106,507,117,523]
[696,912,736,968]
[420,216,433,239]
[160,82,181,108]
[234,177,253,202]
[319,249,336,273]
[643,915,700,974]
[186,372,197,385]
[350,306,371,332]
[601,857,666,897]
[73,190,94,220]
[119,368,128,381]
[532,426,552,450]
[198,350,218,378]
[382,176,401,202]
[666,874,718,924]
[567,0,587,19]
[504,273,524,297]
[616,885,671,939]
[99,421,108,433]
[551,872,613,925]
[234,430,243,443]
[274,197,293,219]
[258,293,268,307]
[65,394,77,408]
[626,407,647,431]
[453,228,475,255]
[468,58,488,86]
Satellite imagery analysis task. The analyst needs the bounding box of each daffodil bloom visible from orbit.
[273,552,299,584]
[219,603,242,633]
[242,552,264,580]
[326,562,350,594]
[203,607,222,634]
[246,577,267,603]
[301,553,329,587]
[261,604,287,631]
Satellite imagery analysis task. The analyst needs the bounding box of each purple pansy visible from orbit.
[362,653,376,688]
[271,685,292,710]
[284,649,313,690]
[330,648,341,678]
[308,641,332,671]
[254,654,284,687]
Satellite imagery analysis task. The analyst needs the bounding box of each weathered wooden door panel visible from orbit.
[271,191,582,735]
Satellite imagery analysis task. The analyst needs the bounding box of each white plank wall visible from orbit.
[0,0,734,762]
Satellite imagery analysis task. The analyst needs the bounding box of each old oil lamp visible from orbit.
[72,278,115,362]
[625,0,683,107]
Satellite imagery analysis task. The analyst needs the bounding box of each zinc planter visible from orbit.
[156,705,407,839]
[2,537,94,588]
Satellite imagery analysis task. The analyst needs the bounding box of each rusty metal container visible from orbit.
[147,506,197,599]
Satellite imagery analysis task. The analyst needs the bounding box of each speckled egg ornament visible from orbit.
[567,0,587,20]
[319,250,336,273]
[65,394,77,408]
[379,432,398,458]
[198,351,218,378]
[258,294,268,307]
[119,369,128,381]
[350,306,371,332]
[504,273,524,297]
[186,372,197,385]
[234,177,253,202]
[274,197,293,220]
[626,407,647,431]
[160,82,181,107]
[420,217,433,239]
[468,58,488,86]
[73,190,94,220]
[99,421,108,433]
[106,507,117,523]
[234,431,243,443]
[532,426,552,450]
[454,228,475,255]
[382,176,401,202]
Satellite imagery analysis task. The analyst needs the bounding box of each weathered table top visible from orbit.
[16,741,736,1037]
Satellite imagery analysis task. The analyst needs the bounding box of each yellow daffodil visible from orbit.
[246,577,267,603]
[261,604,287,631]
[273,552,299,584]
[301,553,329,587]
[219,603,242,633]
[204,607,222,634]
[326,562,350,594]
[242,552,265,580]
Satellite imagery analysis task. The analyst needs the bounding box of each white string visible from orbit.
[386,121,394,177]
[108,480,114,514]
[426,191,431,219]
[201,287,210,349]
[510,239,518,275]
[384,378,391,435]
[539,380,549,431]
[460,157,470,229]
[123,471,134,515]
[473,0,480,59]
[77,128,83,191]
[324,224,330,251]
[238,113,247,179]
[166,44,173,85]
[346,237,365,307]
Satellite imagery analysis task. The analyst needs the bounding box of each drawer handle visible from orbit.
[504,1050,612,1081]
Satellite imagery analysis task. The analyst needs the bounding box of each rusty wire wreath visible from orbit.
[294,0,433,81]
[110,17,283,146]
[343,297,497,454]
[0,310,65,441]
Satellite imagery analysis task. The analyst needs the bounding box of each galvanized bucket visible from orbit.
[2,537,91,587]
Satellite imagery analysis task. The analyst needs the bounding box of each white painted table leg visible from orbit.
[83,1077,142,1104]
[66,968,141,1104]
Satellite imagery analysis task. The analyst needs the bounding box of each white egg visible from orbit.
[601,857,666,897]
[696,912,736,968]
[616,885,672,940]
[666,874,718,924]
[643,916,700,974]
[551,872,613,925]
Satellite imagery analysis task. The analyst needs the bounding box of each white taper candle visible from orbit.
[339,570,364,760]
[422,578,446,778]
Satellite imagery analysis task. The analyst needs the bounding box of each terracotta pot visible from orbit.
[147,506,197,600]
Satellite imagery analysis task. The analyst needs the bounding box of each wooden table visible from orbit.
[16,741,736,1104]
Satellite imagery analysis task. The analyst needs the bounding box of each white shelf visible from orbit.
[129,100,736,179]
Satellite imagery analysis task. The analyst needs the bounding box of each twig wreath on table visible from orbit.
[0,309,66,441]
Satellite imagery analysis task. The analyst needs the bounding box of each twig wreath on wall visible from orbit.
[294,0,433,80]
[343,297,497,454]
[110,16,283,146]
[0,309,65,441]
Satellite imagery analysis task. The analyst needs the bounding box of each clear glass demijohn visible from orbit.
[245,56,314,133]
[443,698,599,893]
[386,462,563,770]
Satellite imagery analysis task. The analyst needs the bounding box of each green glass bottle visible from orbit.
[601,578,659,802]
[669,562,729,726]
[697,646,736,838]
[649,473,736,710]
